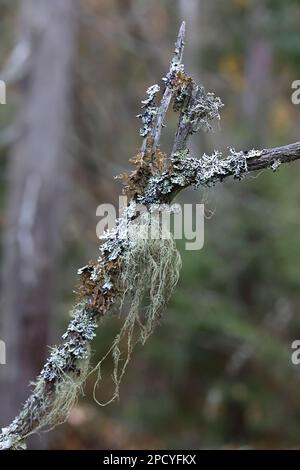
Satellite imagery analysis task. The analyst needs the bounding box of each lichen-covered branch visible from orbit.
[139,142,300,206]
[151,20,186,151]
[1,22,300,450]
[0,303,98,449]
[139,21,186,157]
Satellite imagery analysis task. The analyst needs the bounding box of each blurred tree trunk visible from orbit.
[241,38,272,146]
[178,0,208,156]
[0,0,77,433]
[241,5,272,146]
[178,0,201,77]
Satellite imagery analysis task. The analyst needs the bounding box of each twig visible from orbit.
[139,143,300,206]
[152,21,186,150]
[139,21,185,157]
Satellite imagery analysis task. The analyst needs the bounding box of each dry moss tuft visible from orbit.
[117,145,169,199]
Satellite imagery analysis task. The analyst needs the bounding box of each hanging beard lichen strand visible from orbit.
[91,211,182,406]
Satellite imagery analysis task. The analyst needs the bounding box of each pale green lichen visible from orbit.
[91,211,182,405]
[137,84,160,138]
[140,148,263,206]
[271,160,281,172]
[186,86,223,134]
[0,302,98,449]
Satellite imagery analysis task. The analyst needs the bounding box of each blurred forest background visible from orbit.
[1,0,300,449]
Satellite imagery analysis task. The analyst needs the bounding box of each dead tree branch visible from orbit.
[1,22,300,450]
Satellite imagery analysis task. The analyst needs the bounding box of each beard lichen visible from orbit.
[91,211,182,405]
[33,346,91,431]
[0,304,98,450]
